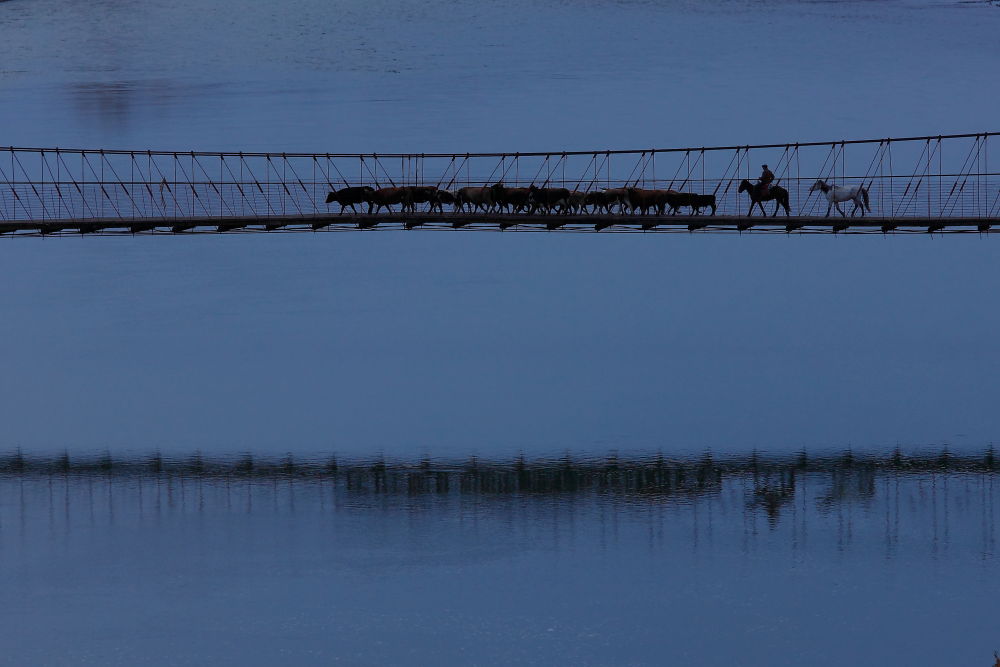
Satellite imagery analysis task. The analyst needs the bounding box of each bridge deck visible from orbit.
[0,214,995,236]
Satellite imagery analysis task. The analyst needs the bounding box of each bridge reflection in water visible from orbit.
[2,448,995,560]
[0,132,998,236]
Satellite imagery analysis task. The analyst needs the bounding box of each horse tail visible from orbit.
[862,187,870,212]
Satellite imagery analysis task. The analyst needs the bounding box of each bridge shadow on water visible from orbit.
[0,446,996,560]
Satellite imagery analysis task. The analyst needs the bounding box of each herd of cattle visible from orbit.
[324,183,718,216]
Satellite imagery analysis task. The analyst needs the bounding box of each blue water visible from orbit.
[1,0,999,663]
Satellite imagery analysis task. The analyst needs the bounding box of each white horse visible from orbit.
[809,179,870,217]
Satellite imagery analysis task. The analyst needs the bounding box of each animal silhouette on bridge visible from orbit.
[809,179,871,217]
[737,179,791,217]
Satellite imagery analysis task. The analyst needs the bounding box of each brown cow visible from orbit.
[625,188,671,215]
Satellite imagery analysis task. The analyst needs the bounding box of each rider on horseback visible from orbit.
[757,164,774,198]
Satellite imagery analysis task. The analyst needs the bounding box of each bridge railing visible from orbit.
[0,133,997,225]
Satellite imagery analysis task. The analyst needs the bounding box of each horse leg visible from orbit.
[757,201,767,216]
[835,202,846,217]
[825,202,832,218]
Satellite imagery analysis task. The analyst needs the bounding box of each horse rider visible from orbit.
[757,164,774,197]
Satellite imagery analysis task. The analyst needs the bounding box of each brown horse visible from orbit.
[738,179,790,216]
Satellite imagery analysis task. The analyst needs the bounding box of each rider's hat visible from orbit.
[762,164,769,169]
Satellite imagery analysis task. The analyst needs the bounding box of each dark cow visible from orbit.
[430,189,456,214]
[565,190,588,214]
[625,188,671,215]
[455,186,494,213]
[527,185,571,215]
[664,191,717,215]
[401,186,439,213]
[490,183,531,214]
[689,193,717,216]
[584,191,611,214]
[368,186,408,214]
[601,187,630,214]
[324,186,375,213]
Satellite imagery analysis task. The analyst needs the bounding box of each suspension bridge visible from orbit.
[0,132,997,236]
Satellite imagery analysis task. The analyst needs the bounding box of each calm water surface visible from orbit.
[2,0,1000,664]
[2,449,998,665]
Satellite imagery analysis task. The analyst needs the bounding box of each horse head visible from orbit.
[738,179,752,193]
[809,179,827,193]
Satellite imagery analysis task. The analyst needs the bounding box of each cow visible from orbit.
[324,186,375,213]
[584,191,611,214]
[430,189,457,214]
[601,187,630,214]
[688,193,717,216]
[663,191,717,216]
[490,183,531,214]
[455,186,494,213]
[368,186,408,214]
[527,185,571,215]
[625,188,672,215]
[565,190,588,214]
[401,186,439,213]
